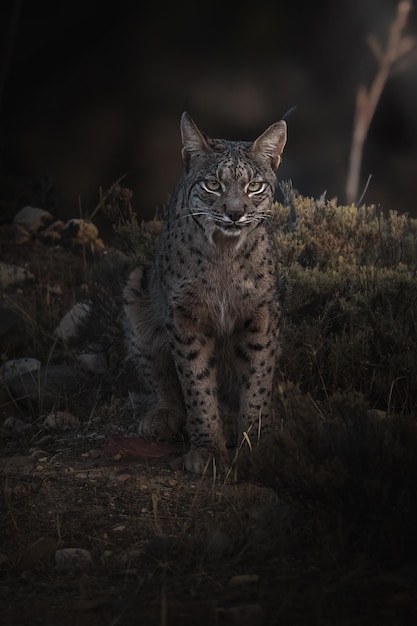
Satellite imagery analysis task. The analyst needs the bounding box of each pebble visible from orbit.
[2,416,33,434]
[2,357,41,385]
[55,548,93,571]
[54,301,91,341]
[13,206,53,233]
[0,262,35,289]
[76,342,108,374]
[43,411,80,430]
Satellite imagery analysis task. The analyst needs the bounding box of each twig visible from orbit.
[89,171,129,222]
[357,173,373,207]
[346,1,416,205]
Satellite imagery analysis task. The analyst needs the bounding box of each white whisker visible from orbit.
[168,206,272,229]
[169,208,214,226]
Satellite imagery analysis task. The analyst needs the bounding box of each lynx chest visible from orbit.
[167,247,274,336]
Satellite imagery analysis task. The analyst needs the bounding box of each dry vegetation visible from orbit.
[1,183,417,625]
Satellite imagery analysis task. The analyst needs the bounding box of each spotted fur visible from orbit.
[123,112,287,473]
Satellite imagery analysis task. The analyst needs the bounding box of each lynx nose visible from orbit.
[224,201,246,222]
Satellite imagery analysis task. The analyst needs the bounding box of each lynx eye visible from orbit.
[247,181,265,194]
[202,179,222,193]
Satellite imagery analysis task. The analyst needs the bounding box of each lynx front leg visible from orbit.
[166,316,227,474]
[234,306,279,443]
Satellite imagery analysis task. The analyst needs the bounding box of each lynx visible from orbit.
[123,112,287,473]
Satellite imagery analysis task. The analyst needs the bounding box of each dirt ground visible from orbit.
[1,220,417,626]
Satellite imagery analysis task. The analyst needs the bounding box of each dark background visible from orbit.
[0,0,416,223]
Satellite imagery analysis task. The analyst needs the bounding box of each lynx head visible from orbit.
[179,112,287,245]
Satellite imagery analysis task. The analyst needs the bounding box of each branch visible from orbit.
[345,1,416,205]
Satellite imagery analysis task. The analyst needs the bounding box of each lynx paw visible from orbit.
[184,447,228,475]
[138,408,185,441]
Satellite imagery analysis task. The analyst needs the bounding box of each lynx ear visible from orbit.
[180,112,211,163]
[251,120,287,170]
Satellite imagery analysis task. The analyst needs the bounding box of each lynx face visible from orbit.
[180,115,287,245]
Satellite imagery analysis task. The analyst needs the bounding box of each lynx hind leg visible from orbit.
[136,351,187,441]
[123,266,157,395]
[138,404,186,441]
[123,266,186,440]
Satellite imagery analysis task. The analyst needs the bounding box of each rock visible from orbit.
[55,548,93,571]
[38,220,66,244]
[54,301,91,341]
[2,416,33,434]
[60,219,104,248]
[43,220,65,234]
[43,411,80,430]
[76,342,108,374]
[367,409,387,420]
[2,357,41,385]
[60,219,105,256]
[13,206,53,233]
[0,262,35,289]
[47,284,63,297]
[30,434,55,449]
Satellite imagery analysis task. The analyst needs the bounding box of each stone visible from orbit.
[13,206,53,233]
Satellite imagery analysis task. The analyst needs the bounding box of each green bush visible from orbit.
[274,192,417,414]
